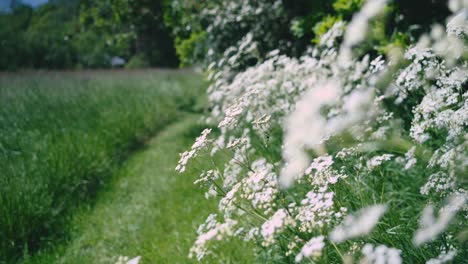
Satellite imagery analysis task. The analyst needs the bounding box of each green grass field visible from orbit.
[20,115,254,264]
[0,70,223,262]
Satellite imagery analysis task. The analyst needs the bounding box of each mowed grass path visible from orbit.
[1,70,206,260]
[24,115,254,264]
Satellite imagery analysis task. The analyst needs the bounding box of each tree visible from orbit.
[79,0,178,67]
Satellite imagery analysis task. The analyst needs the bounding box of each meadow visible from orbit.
[0,70,206,261]
[1,1,467,263]
[20,115,255,264]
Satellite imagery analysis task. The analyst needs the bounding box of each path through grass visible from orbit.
[0,70,206,260]
[23,115,254,264]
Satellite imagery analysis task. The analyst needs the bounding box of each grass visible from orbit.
[20,115,255,264]
[244,130,468,263]
[4,69,462,264]
[0,69,206,261]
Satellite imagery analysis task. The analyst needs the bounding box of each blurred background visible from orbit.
[0,0,451,71]
[0,0,179,70]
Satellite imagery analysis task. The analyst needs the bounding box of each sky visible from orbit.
[0,0,49,11]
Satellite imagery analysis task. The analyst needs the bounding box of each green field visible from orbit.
[0,70,231,262]
[20,115,254,264]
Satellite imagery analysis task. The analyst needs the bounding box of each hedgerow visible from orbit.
[175,0,467,263]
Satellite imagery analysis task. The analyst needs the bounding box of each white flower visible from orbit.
[194,170,220,185]
[367,154,394,169]
[240,159,279,214]
[261,209,295,246]
[403,147,417,170]
[330,204,387,243]
[426,249,457,264]
[295,191,341,233]
[115,256,140,264]
[413,194,466,246]
[420,172,456,196]
[280,81,340,187]
[340,0,388,64]
[180,0,468,260]
[448,0,468,12]
[361,244,402,264]
[244,227,259,241]
[176,129,212,173]
[446,11,468,38]
[305,155,334,174]
[189,215,237,260]
[219,183,241,214]
[320,21,345,48]
[295,236,325,262]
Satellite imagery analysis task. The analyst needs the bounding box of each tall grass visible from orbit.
[21,115,256,264]
[0,70,205,260]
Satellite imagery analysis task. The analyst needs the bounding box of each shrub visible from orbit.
[175,31,207,67]
[312,15,342,44]
[125,54,150,69]
[176,0,468,262]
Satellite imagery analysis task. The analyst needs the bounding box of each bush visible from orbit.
[312,15,342,44]
[0,0,179,70]
[175,0,468,263]
[0,5,33,70]
[73,30,112,68]
[125,54,150,69]
[175,32,207,67]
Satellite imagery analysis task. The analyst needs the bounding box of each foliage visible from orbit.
[24,3,78,68]
[165,0,334,69]
[176,0,468,263]
[0,4,34,70]
[76,0,179,67]
[312,15,342,44]
[73,30,112,68]
[125,53,150,69]
[332,0,366,18]
[165,0,455,69]
[0,70,206,261]
[174,31,207,67]
[0,0,178,70]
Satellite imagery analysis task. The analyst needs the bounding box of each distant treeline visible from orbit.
[0,0,451,70]
[0,0,178,70]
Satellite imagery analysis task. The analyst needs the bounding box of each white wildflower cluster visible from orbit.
[115,256,140,264]
[330,205,387,243]
[240,158,279,214]
[176,128,212,173]
[420,171,456,196]
[304,155,347,186]
[194,169,220,186]
[391,47,443,105]
[390,4,468,197]
[294,190,343,233]
[402,146,417,170]
[200,0,287,71]
[361,244,402,264]
[425,248,457,264]
[176,0,468,262]
[413,194,466,246]
[261,209,295,246]
[340,0,388,63]
[294,235,325,263]
[367,154,394,169]
[189,214,237,260]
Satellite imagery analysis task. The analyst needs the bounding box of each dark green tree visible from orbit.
[79,0,178,67]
